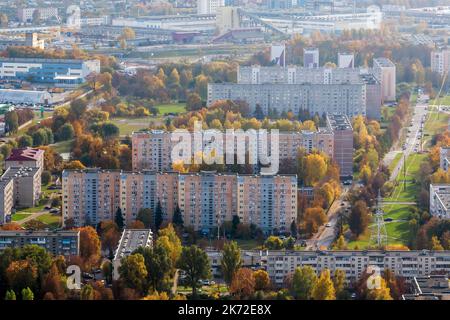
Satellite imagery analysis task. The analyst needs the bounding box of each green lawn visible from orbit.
[36,213,61,229]
[423,111,449,148]
[110,117,160,136]
[17,111,53,135]
[155,103,186,115]
[11,213,31,222]
[15,204,46,214]
[388,153,403,173]
[51,139,73,154]
[235,239,262,250]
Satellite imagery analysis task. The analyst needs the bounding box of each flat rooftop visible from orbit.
[374,57,395,68]
[326,113,352,131]
[2,167,40,180]
[114,229,153,261]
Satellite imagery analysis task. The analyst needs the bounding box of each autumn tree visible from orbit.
[221,241,242,287]
[78,226,101,270]
[98,220,120,258]
[41,263,66,300]
[157,224,182,273]
[230,268,255,299]
[304,153,327,186]
[349,200,370,237]
[186,92,203,111]
[254,270,270,291]
[311,269,336,300]
[6,260,38,293]
[119,253,148,296]
[333,269,346,299]
[177,245,210,297]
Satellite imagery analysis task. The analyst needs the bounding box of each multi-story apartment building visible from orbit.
[62,169,297,234]
[237,174,297,234]
[0,230,79,257]
[338,52,355,68]
[0,177,14,225]
[263,250,450,286]
[0,33,45,50]
[373,57,396,102]
[210,56,385,119]
[62,169,121,227]
[132,130,173,171]
[439,147,450,171]
[429,184,450,219]
[132,128,336,173]
[179,172,237,232]
[0,58,100,86]
[5,147,44,175]
[2,167,41,208]
[207,249,450,286]
[17,7,58,23]
[327,114,354,177]
[208,82,367,118]
[431,49,450,76]
[197,0,225,14]
[113,229,153,280]
[303,48,319,68]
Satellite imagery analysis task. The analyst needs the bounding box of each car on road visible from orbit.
[384,218,393,222]
[325,223,331,227]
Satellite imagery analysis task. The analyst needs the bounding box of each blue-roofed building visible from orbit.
[0,57,100,87]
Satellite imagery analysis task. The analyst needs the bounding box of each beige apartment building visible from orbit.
[2,167,41,208]
[132,128,336,174]
[0,177,14,225]
[237,174,297,234]
[62,169,297,234]
[373,57,396,102]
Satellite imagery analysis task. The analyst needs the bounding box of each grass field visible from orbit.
[235,239,262,250]
[11,213,31,222]
[423,111,449,148]
[51,139,73,154]
[155,103,186,115]
[110,117,159,136]
[388,153,403,173]
[36,213,61,229]
[17,111,53,135]
[15,204,46,214]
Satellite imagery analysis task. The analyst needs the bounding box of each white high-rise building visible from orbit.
[303,48,319,68]
[338,53,355,68]
[270,44,286,67]
[373,57,396,102]
[197,0,225,15]
[431,49,450,76]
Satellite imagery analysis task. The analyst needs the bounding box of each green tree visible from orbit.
[264,236,284,250]
[118,253,148,295]
[292,266,318,299]
[172,204,183,228]
[58,123,75,141]
[115,208,124,230]
[18,134,33,148]
[155,200,163,232]
[41,171,51,185]
[5,111,19,134]
[221,241,242,287]
[311,269,336,300]
[5,290,16,300]
[290,220,297,238]
[21,287,34,300]
[133,244,171,292]
[137,208,153,229]
[333,269,346,299]
[177,245,210,297]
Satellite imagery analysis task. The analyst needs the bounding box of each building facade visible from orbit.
[2,167,41,208]
[207,249,450,287]
[431,49,450,76]
[62,169,297,234]
[197,0,225,14]
[303,48,319,68]
[373,58,396,102]
[0,230,79,257]
[0,58,100,86]
[17,7,59,23]
[327,114,354,177]
[0,177,14,225]
[429,184,450,219]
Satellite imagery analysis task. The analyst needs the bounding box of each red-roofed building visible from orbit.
[5,147,44,174]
